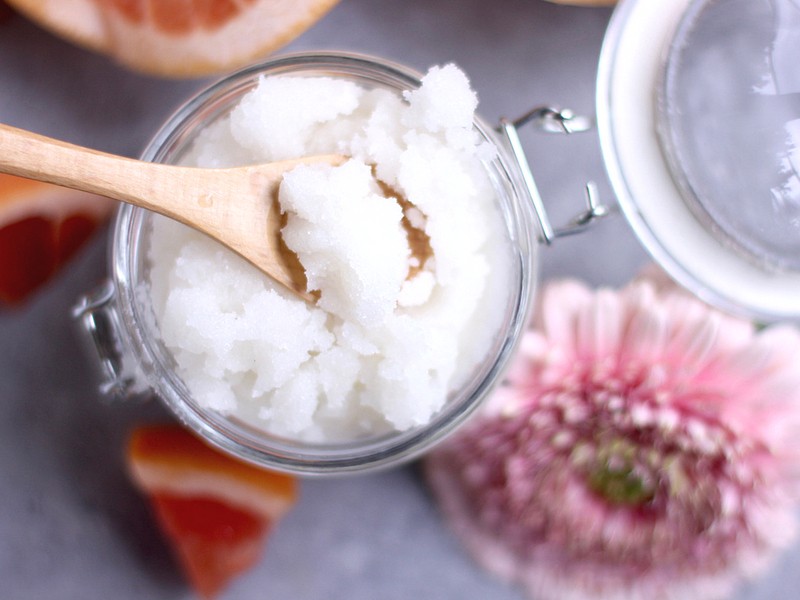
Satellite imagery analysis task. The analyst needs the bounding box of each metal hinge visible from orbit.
[499,106,611,244]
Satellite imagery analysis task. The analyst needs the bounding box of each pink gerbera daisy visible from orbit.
[424,277,800,600]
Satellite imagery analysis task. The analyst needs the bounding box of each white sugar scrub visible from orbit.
[144,64,514,442]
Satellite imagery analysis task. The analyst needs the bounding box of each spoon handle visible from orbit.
[0,123,155,198]
[0,122,274,240]
[0,122,204,216]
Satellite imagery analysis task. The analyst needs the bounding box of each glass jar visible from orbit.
[74,53,544,475]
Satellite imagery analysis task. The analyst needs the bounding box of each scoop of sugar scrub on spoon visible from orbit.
[0,123,347,301]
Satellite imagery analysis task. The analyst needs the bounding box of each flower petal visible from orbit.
[539,279,593,358]
[575,287,624,365]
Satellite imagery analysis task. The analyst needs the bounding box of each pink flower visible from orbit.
[425,277,800,600]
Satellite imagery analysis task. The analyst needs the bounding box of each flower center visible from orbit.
[585,437,657,507]
[588,464,656,506]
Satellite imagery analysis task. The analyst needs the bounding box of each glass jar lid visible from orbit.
[658,0,800,272]
[598,0,800,323]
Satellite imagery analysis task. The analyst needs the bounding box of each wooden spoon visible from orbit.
[0,123,345,301]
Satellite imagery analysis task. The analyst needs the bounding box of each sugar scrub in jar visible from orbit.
[92,54,538,473]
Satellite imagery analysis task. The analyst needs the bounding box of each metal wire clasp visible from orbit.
[499,107,611,244]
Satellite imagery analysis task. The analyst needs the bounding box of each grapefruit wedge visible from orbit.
[0,174,116,305]
[4,0,341,78]
[126,424,298,599]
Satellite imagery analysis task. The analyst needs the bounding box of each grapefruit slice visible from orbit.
[0,174,116,305]
[126,424,298,599]
[4,0,341,78]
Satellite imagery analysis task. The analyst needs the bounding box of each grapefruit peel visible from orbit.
[4,0,342,78]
